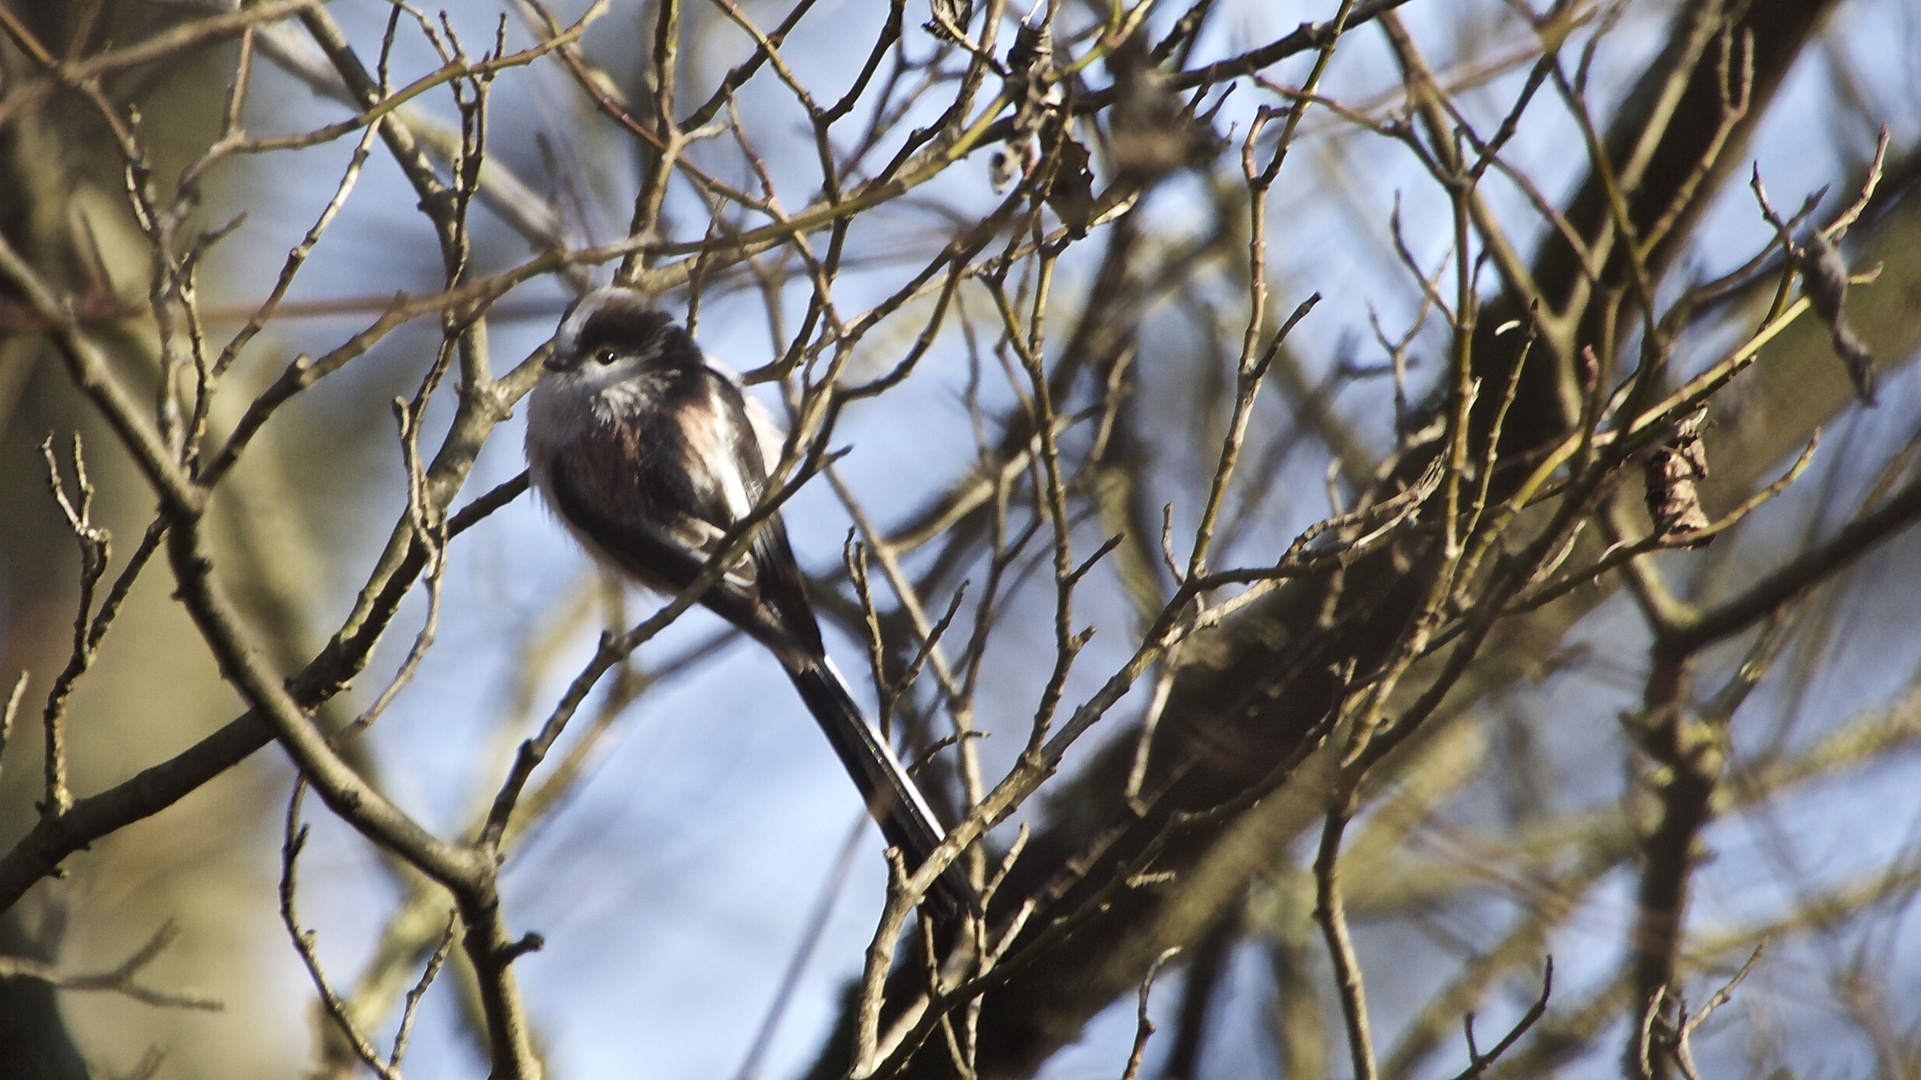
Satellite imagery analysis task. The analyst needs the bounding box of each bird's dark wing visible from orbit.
[545,433,773,639]
[672,369,827,660]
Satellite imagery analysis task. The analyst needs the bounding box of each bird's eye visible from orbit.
[593,348,619,366]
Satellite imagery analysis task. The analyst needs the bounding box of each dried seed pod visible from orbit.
[1644,409,1713,546]
[924,0,974,43]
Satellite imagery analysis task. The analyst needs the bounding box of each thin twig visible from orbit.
[1120,947,1181,1080]
[0,921,223,1012]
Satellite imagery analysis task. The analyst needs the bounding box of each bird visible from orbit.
[524,285,973,917]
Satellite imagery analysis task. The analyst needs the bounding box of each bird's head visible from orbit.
[544,285,680,389]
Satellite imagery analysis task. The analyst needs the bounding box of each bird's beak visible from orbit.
[543,349,571,372]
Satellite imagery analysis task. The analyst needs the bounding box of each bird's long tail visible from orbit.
[788,658,975,917]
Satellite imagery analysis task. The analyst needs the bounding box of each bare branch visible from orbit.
[0,921,223,1012]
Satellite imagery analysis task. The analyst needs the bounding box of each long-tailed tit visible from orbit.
[525,286,972,915]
